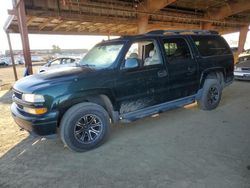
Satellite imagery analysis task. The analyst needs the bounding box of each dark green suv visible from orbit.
[11,30,234,152]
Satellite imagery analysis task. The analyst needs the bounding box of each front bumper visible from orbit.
[234,71,250,80]
[11,103,58,136]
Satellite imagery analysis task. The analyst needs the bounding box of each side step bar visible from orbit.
[119,95,196,123]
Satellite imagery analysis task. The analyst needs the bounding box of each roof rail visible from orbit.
[146,30,219,35]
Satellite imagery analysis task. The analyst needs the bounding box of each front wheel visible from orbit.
[60,102,110,152]
[197,79,222,110]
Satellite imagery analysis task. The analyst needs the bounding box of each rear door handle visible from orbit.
[187,67,196,74]
[157,70,167,77]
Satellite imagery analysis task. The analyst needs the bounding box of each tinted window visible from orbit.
[192,36,231,57]
[163,38,192,63]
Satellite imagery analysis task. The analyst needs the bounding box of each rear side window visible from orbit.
[163,38,192,63]
[192,36,231,57]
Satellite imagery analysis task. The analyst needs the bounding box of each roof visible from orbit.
[4,0,250,35]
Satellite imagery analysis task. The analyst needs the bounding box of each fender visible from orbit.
[51,88,118,124]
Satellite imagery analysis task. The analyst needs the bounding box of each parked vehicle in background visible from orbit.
[31,55,44,62]
[11,30,234,152]
[38,57,81,73]
[0,56,24,66]
[234,54,250,80]
[0,57,10,66]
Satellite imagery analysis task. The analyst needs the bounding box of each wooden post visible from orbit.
[6,32,18,81]
[16,0,33,75]
[238,26,249,55]
[137,15,149,34]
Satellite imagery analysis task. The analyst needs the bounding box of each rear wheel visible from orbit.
[197,79,222,110]
[60,102,110,152]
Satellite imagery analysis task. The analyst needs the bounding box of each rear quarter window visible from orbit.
[191,35,231,57]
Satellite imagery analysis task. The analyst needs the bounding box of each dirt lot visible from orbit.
[0,81,250,188]
[0,63,41,87]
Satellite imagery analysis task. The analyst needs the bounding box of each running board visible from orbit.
[119,95,196,123]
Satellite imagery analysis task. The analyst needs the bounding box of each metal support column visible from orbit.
[16,0,33,75]
[6,32,18,81]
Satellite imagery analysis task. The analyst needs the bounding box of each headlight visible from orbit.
[23,107,47,115]
[234,66,241,71]
[22,94,45,103]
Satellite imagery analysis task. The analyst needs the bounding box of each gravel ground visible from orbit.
[0,81,250,188]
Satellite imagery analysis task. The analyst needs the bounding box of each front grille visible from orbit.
[13,89,22,100]
[12,89,24,110]
[242,68,250,71]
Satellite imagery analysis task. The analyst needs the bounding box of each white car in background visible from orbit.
[0,57,24,66]
[38,57,81,73]
[234,54,250,80]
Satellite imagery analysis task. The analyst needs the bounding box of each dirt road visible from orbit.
[0,81,250,188]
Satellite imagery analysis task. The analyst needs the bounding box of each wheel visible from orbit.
[60,102,110,152]
[197,79,222,110]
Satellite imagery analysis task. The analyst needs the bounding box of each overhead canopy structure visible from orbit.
[4,0,250,35]
[3,0,250,77]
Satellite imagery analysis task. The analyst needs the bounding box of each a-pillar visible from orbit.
[238,26,249,55]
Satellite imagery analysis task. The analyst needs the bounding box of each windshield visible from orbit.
[79,43,124,68]
[238,55,250,63]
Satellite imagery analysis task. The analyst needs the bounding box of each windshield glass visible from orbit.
[238,55,250,63]
[79,43,124,68]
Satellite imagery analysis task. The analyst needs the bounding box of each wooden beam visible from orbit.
[26,16,35,26]
[52,21,65,31]
[207,0,250,20]
[147,22,200,31]
[65,21,80,31]
[139,0,177,13]
[39,18,54,30]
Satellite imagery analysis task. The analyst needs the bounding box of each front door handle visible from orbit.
[158,70,167,77]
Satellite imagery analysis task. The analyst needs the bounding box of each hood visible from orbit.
[14,66,94,93]
[236,60,250,68]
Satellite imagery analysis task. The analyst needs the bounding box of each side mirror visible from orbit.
[123,58,139,69]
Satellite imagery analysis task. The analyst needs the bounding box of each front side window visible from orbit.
[163,38,192,63]
[79,43,124,69]
[50,59,61,66]
[123,40,162,69]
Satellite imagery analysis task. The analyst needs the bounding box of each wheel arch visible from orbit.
[200,67,226,89]
[55,91,119,127]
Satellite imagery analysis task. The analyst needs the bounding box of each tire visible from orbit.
[60,102,110,152]
[197,79,222,110]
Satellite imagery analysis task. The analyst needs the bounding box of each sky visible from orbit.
[0,1,249,54]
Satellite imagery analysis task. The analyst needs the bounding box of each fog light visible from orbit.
[23,107,47,115]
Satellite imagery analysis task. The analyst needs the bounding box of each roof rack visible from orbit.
[146,30,219,35]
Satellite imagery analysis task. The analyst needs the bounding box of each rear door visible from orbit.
[161,37,199,101]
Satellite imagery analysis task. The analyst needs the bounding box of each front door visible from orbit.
[114,39,169,113]
[161,37,199,101]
